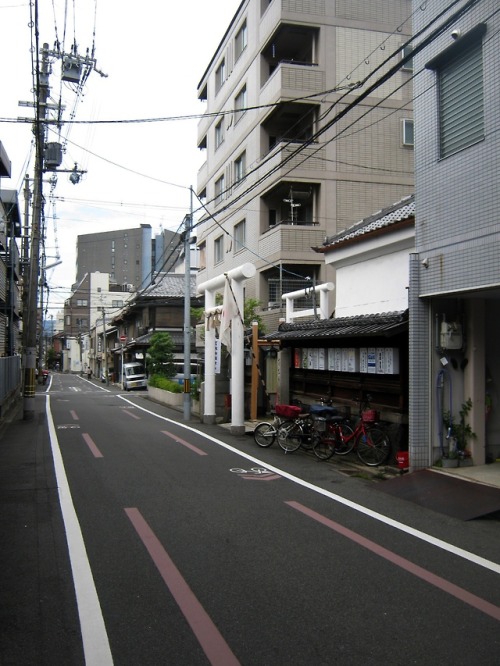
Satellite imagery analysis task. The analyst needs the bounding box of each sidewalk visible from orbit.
[0,395,84,665]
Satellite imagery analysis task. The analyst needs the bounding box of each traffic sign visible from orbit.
[120,335,127,342]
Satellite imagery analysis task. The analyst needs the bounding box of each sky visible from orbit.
[0,0,240,314]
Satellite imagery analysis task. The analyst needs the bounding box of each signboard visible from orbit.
[120,335,127,342]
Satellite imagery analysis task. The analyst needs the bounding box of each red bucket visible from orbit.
[396,451,409,469]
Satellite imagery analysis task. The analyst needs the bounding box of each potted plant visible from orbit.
[443,398,476,467]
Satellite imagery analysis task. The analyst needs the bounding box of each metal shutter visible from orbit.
[439,43,484,157]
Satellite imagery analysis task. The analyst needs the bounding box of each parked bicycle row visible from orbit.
[253,399,392,467]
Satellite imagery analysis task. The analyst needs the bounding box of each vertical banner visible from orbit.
[214,339,222,374]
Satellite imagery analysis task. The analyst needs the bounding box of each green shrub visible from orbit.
[148,374,182,393]
[147,332,175,377]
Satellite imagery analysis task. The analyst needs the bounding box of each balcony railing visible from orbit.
[260,63,325,107]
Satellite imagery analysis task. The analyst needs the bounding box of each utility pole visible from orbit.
[102,307,109,385]
[183,188,193,421]
[23,43,50,420]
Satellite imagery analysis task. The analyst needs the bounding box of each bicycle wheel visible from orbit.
[299,418,314,450]
[333,422,355,455]
[253,422,276,448]
[312,431,336,460]
[356,426,391,466]
[277,421,303,453]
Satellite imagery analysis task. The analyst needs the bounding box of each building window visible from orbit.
[215,174,225,205]
[235,85,247,124]
[199,241,206,270]
[215,59,226,93]
[400,44,413,72]
[235,21,248,62]
[401,118,414,146]
[76,299,88,307]
[426,24,485,159]
[234,220,245,253]
[234,151,246,183]
[215,118,224,149]
[214,235,224,264]
[112,300,124,308]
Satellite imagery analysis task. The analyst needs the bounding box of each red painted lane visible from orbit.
[82,433,104,458]
[125,508,241,666]
[161,430,207,456]
[287,501,500,623]
[122,409,141,420]
[70,410,79,420]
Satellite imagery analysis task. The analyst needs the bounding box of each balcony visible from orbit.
[197,112,212,149]
[258,223,326,263]
[260,63,325,108]
[258,141,326,182]
[260,1,327,43]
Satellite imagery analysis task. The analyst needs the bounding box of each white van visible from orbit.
[122,362,147,391]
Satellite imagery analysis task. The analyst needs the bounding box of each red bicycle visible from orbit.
[312,407,391,467]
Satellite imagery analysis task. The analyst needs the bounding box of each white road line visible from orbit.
[46,395,114,665]
[119,395,500,576]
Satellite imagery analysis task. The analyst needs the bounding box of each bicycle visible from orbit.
[253,404,313,453]
[311,403,391,466]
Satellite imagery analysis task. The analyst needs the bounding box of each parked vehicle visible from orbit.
[253,404,314,453]
[311,404,391,467]
[122,362,147,391]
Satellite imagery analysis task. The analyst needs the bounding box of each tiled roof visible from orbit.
[267,310,408,342]
[140,273,198,298]
[322,195,415,249]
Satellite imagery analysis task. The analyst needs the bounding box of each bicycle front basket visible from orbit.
[361,409,379,423]
[311,415,327,431]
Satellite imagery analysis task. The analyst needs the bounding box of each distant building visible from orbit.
[62,272,134,373]
[76,224,182,292]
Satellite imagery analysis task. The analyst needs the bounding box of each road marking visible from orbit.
[70,410,79,420]
[125,507,240,666]
[122,409,141,420]
[57,424,81,429]
[119,396,500,576]
[82,433,104,458]
[229,467,281,481]
[161,430,207,456]
[45,396,113,665]
[287,500,500,623]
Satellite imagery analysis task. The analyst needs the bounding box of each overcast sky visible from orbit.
[0,0,239,313]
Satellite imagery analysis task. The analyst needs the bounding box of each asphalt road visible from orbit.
[21,373,500,663]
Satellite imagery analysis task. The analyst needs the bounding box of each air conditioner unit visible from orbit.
[268,301,280,309]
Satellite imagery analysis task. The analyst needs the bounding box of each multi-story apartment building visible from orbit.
[196,0,414,330]
[409,0,500,470]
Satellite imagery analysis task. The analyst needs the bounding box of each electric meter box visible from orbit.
[440,321,463,350]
